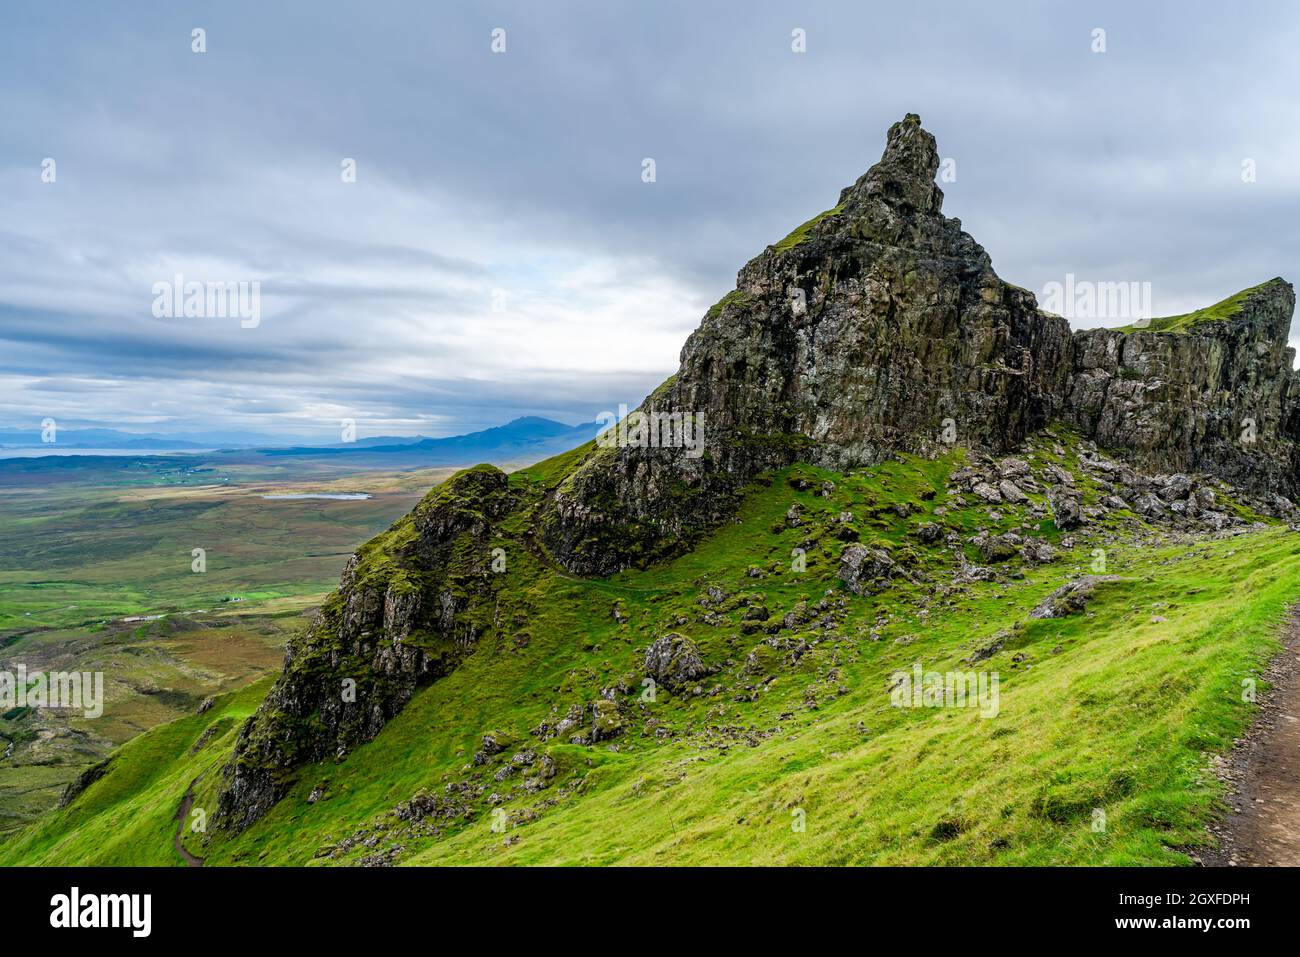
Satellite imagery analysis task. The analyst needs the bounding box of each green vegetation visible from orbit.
[1119,278,1281,333]
[0,678,271,865]
[3,436,1294,866]
[704,290,758,322]
[773,203,844,253]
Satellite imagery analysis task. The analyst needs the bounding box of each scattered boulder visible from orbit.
[1043,464,1075,487]
[838,544,897,595]
[965,629,1011,663]
[1159,473,1193,502]
[473,731,514,765]
[1048,488,1082,529]
[590,699,623,741]
[644,633,707,691]
[1029,575,1122,619]
[954,562,996,584]
[912,521,943,544]
[975,532,1021,563]
[998,459,1032,480]
[1201,510,1232,531]
[551,705,585,740]
[1133,492,1166,520]
[1022,540,1057,564]
[998,480,1029,504]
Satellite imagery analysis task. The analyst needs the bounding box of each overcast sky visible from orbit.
[2,1,1298,441]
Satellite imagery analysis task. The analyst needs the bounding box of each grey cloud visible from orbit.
[1,1,1297,435]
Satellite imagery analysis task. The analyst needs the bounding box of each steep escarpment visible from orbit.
[215,464,514,831]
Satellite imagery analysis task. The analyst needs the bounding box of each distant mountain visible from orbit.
[0,418,607,462]
[260,416,604,464]
[0,427,288,450]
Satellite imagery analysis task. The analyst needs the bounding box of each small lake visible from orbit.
[260,492,372,501]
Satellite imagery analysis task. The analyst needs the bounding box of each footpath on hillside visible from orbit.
[1202,607,1300,866]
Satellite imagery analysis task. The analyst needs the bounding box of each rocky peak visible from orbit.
[542,115,1298,575]
[839,113,945,216]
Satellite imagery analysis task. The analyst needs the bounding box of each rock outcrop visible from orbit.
[1029,576,1123,620]
[543,114,1075,575]
[1066,279,1298,495]
[215,464,514,831]
[542,115,1299,575]
[838,545,900,595]
[644,633,708,691]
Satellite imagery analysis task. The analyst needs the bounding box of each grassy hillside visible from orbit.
[3,439,1295,866]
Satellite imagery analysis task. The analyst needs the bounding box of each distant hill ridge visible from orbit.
[0,417,606,466]
[261,417,603,458]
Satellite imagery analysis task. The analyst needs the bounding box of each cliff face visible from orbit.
[215,465,513,831]
[543,115,1074,575]
[1066,280,1299,496]
[215,114,1299,831]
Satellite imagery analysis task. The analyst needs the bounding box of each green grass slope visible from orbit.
[0,677,271,865]
[3,439,1296,866]
[1119,278,1282,333]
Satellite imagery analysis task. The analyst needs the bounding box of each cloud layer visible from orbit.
[2,1,1297,440]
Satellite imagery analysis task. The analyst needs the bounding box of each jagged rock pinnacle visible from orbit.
[841,113,944,215]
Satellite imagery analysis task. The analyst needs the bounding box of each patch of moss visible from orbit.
[773,203,844,253]
[705,289,758,322]
[1118,278,1281,333]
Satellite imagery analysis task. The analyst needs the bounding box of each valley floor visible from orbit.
[0,461,455,832]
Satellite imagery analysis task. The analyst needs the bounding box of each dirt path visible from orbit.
[1202,606,1300,866]
[173,780,205,867]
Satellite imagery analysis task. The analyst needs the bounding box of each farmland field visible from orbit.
[0,456,456,832]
